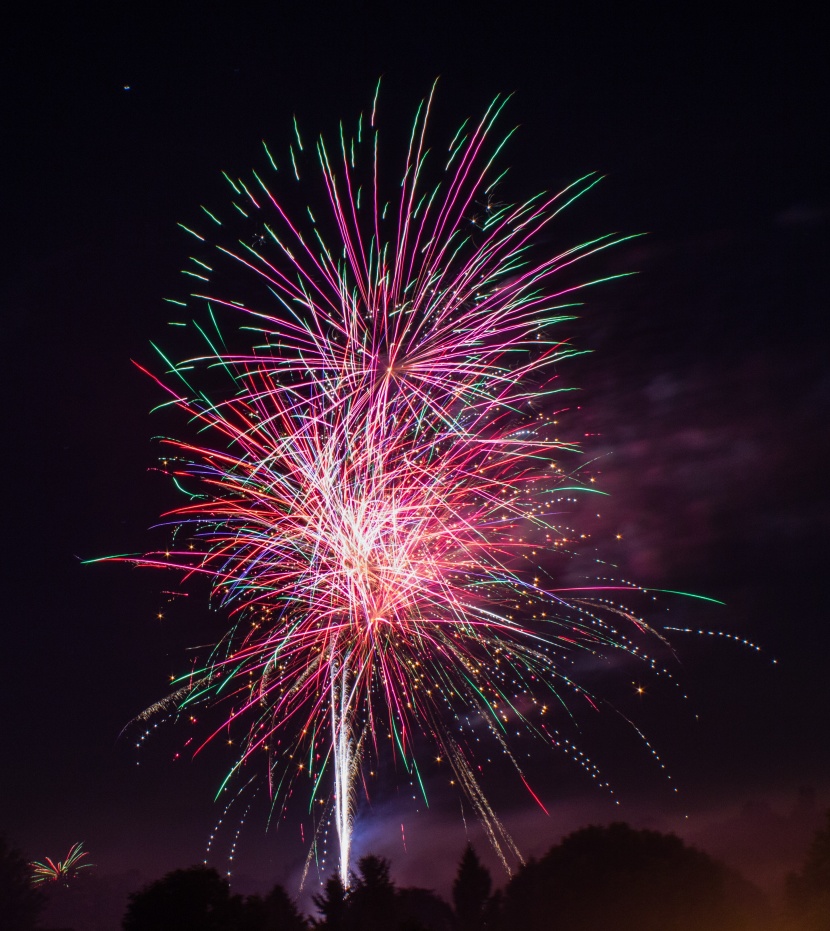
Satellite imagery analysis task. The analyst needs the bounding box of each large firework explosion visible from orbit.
[105,84,690,885]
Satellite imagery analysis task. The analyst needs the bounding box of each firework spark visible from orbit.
[102,84,677,885]
[30,842,93,885]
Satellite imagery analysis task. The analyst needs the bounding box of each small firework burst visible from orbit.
[30,842,93,885]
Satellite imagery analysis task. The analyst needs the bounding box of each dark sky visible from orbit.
[2,0,827,912]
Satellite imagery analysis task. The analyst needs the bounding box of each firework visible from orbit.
[106,84,673,885]
[30,842,93,885]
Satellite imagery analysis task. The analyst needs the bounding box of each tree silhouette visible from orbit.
[122,865,243,931]
[241,883,309,931]
[312,856,451,931]
[788,808,830,930]
[313,875,348,931]
[452,845,492,931]
[348,855,397,931]
[0,835,44,931]
[397,886,454,931]
[501,822,768,931]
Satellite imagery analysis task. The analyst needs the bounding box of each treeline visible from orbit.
[121,825,769,931]
[3,814,830,930]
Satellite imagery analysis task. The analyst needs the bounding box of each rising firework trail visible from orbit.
[99,83,681,885]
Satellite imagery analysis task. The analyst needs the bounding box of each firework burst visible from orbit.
[104,84,678,884]
[30,842,93,885]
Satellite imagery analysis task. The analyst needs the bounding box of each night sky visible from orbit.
[2,1,827,912]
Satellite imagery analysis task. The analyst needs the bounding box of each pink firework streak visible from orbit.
[100,85,679,884]
[30,843,93,885]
